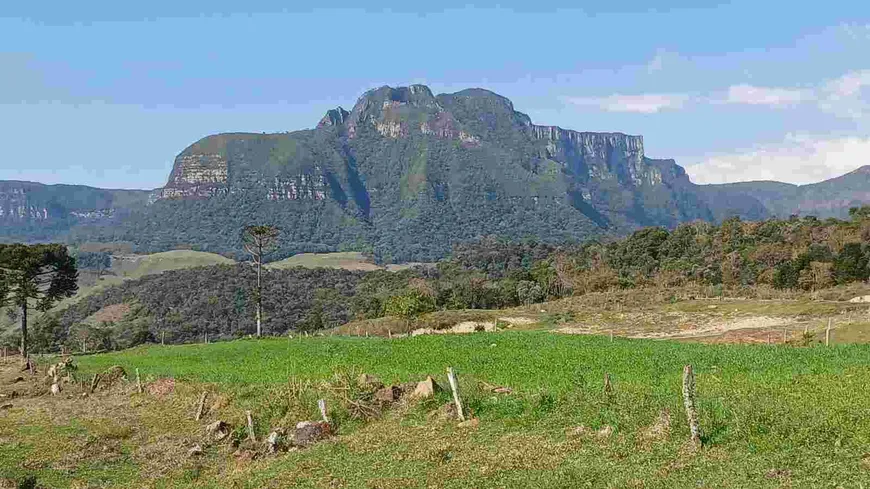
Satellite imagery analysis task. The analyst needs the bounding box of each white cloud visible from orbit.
[724,84,810,107]
[565,93,690,113]
[817,69,870,121]
[687,133,870,185]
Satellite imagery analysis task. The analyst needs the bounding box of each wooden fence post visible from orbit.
[136,368,143,394]
[246,410,256,442]
[195,391,208,420]
[161,331,165,346]
[826,319,832,347]
[446,367,465,421]
[682,365,701,449]
[318,399,329,423]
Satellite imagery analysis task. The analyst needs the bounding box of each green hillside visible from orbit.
[112,250,235,278]
[267,252,382,271]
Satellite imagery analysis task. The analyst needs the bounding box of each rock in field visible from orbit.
[266,429,285,453]
[458,418,480,429]
[410,376,441,400]
[374,385,402,403]
[205,420,230,441]
[293,421,332,447]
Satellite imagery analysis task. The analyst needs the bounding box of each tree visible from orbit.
[0,244,78,362]
[773,261,799,289]
[516,280,544,307]
[242,225,280,337]
[75,251,111,277]
[848,206,870,220]
[798,261,833,291]
[833,243,869,284]
[385,289,436,332]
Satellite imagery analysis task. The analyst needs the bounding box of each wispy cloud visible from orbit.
[567,69,870,124]
[724,84,810,107]
[687,133,870,185]
[565,93,690,113]
[817,69,870,121]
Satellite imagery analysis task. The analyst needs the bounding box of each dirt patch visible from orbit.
[557,315,803,341]
[409,316,536,336]
[146,378,175,397]
[411,321,495,336]
[497,317,535,326]
[87,303,132,324]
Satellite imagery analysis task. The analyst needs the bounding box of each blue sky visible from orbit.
[1,1,869,188]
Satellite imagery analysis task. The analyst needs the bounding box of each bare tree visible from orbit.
[242,225,280,337]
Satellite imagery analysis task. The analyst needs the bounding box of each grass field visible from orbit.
[3,332,870,488]
[267,251,426,272]
[267,252,382,271]
[112,250,235,278]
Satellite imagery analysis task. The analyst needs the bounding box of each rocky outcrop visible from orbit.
[529,127,652,186]
[318,107,350,127]
[0,182,148,227]
[0,186,49,220]
[157,153,229,199]
[266,174,327,201]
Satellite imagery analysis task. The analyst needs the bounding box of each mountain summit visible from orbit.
[2,85,869,261]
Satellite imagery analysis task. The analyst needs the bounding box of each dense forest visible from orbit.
[4,207,869,353]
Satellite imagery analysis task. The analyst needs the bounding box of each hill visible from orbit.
[0,181,150,242]
[7,209,867,355]
[4,85,869,262]
[267,251,382,271]
[111,250,235,278]
[700,165,870,221]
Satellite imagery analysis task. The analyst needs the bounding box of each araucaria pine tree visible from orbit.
[0,244,78,364]
[242,225,280,337]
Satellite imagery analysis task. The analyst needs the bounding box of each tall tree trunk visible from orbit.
[256,242,262,337]
[19,299,27,360]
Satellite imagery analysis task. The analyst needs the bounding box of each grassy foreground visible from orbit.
[3,332,870,488]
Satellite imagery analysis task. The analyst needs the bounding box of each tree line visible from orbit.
[3,207,869,355]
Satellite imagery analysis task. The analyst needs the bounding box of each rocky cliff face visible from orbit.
[142,84,745,259]
[5,84,868,258]
[156,153,229,199]
[0,186,50,220]
[0,182,150,241]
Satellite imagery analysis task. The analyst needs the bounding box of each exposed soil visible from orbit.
[410,316,535,336]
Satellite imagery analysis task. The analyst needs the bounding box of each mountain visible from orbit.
[0,181,150,242]
[701,165,870,219]
[2,84,869,261]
